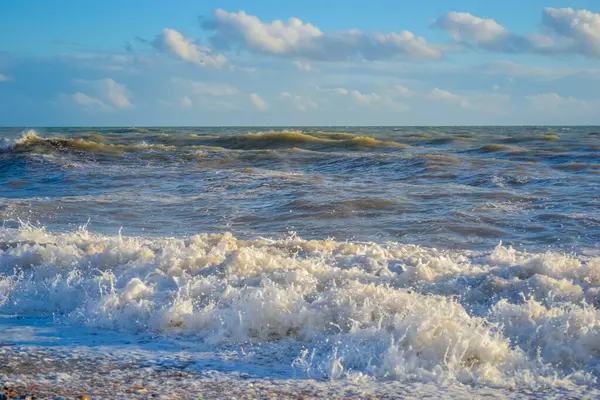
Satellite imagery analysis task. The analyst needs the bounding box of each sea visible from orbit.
[0,126,599,398]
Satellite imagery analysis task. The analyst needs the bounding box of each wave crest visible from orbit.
[218,131,408,150]
[1,130,408,157]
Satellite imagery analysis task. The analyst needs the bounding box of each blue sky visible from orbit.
[1,0,599,126]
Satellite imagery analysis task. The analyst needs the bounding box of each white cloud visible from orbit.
[292,60,313,72]
[327,87,409,112]
[435,8,600,58]
[250,93,268,111]
[526,93,589,112]
[207,9,323,54]
[103,78,133,109]
[542,8,600,57]
[181,96,192,107]
[158,96,238,111]
[349,90,380,104]
[202,9,443,61]
[0,74,11,82]
[72,92,110,110]
[324,87,372,101]
[72,78,133,110]
[434,12,510,45]
[370,31,442,60]
[331,88,348,95]
[280,92,318,111]
[434,12,531,52]
[153,28,227,68]
[392,84,412,97]
[428,88,471,108]
[427,88,509,114]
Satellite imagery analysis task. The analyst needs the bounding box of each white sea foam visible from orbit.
[0,130,48,154]
[0,226,599,391]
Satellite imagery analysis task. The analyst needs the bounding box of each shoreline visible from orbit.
[1,344,594,400]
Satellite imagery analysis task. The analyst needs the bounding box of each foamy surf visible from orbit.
[0,225,599,395]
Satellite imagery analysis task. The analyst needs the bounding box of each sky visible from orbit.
[1,0,600,126]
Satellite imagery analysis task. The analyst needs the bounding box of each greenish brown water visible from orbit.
[1,126,599,251]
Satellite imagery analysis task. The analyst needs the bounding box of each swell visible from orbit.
[1,130,409,158]
[2,131,175,156]
[169,131,409,151]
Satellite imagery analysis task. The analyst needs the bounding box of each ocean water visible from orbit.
[1,127,600,398]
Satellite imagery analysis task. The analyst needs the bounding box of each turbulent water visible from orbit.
[1,126,600,397]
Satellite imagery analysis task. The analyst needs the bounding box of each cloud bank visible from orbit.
[434,8,600,58]
[200,9,443,61]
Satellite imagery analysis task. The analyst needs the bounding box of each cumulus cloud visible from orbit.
[325,87,379,103]
[0,74,11,82]
[428,88,471,108]
[433,12,541,53]
[526,93,589,112]
[435,8,600,58]
[153,28,227,68]
[542,8,600,57]
[250,93,268,111]
[103,78,133,108]
[200,9,443,61]
[434,12,510,46]
[72,78,133,110]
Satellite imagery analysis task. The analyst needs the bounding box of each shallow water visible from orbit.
[1,127,600,397]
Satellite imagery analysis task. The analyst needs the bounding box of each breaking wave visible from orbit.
[2,130,175,155]
[1,225,599,389]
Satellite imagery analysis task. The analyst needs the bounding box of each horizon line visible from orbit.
[2,125,600,129]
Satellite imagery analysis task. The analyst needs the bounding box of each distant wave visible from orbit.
[1,130,175,155]
[217,131,409,150]
[0,130,408,157]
